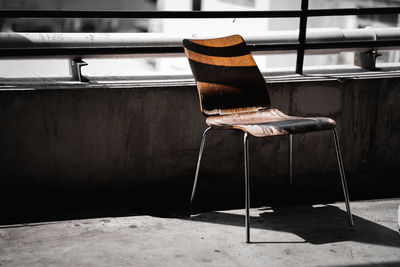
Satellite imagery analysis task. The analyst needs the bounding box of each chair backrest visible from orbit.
[183,35,271,116]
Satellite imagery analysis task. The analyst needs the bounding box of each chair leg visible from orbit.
[190,127,212,213]
[332,128,354,226]
[244,132,251,243]
[289,134,293,187]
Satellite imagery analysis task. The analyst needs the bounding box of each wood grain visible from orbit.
[183,35,337,137]
[183,35,271,116]
[206,109,336,137]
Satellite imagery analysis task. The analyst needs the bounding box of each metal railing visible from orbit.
[1,0,400,76]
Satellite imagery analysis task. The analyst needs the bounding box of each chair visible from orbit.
[182,35,354,243]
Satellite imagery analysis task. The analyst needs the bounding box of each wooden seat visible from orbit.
[183,35,354,243]
[206,108,336,137]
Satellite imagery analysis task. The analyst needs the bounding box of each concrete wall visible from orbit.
[0,77,399,191]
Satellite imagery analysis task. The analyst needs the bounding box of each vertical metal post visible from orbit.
[244,132,250,243]
[295,0,309,75]
[289,134,293,186]
[192,0,201,11]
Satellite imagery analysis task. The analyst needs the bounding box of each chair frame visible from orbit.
[190,127,354,243]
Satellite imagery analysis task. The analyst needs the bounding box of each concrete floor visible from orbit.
[0,199,399,267]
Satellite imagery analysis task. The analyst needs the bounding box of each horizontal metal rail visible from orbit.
[308,7,400,17]
[0,10,302,18]
[0,47,183,57]
[1,28,399,58]
[2,7,400,18]
[306,40,400,50]
[1,41,399,58]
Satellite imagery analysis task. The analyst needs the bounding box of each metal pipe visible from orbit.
[305,40,400,50]
[1,7,399,19]
[296,0,309,74]
[190,127,212,209]
[0,10,302,19]
[308,7,400,17]
[289,134,293,187]
[332,128,354,227]
[1,27,399,58]
[1,40,399,59]
[0,46,184,58]
[1,28,391,48]
[243,132,250,243]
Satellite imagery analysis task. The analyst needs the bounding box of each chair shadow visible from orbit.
[187,205,400,247]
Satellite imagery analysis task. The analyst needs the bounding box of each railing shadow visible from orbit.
[187,205,400,247]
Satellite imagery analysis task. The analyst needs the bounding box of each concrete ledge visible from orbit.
[0,74,399,192]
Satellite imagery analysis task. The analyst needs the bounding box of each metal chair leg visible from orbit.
[332,128,354,227]
[289,134,293,187]
[190,127,212,211]
[244,132,251,243]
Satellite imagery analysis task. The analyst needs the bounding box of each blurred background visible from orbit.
[1,0,400,79]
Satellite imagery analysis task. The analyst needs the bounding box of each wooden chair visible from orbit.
[183,35,354,243]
